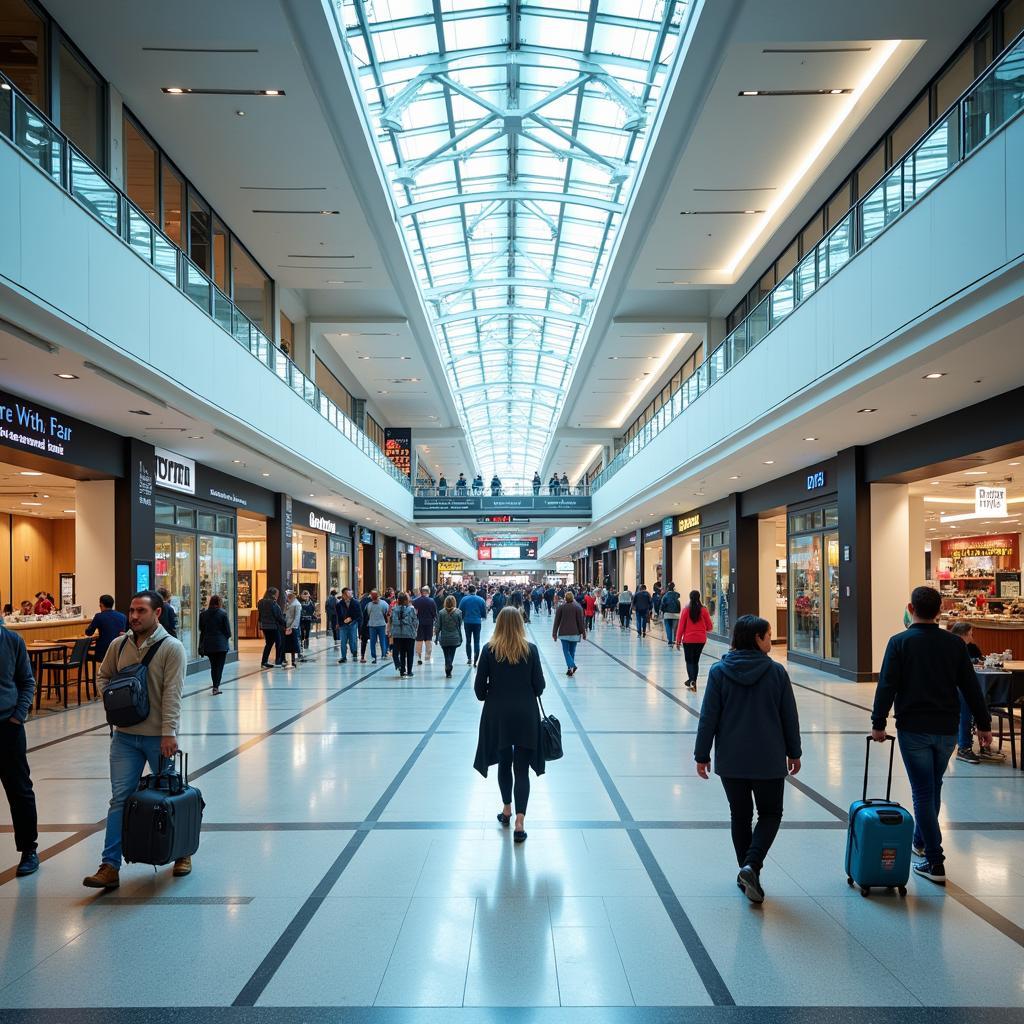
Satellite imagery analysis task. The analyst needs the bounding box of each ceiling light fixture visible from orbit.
[763,460,775,465]
[21,502,42,506]
[235,110,246,117]
[857,408,877,414]
[803,436,817,441]
[730,475,741,480]
[63,509,75,514]
[232,459,242,464]
[19,471,42,476]
[54,372,79,380]
[261,472,271,477]
[923,372,946,380]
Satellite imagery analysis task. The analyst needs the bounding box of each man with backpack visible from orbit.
[84,590,187,890]
[660,583,681,647]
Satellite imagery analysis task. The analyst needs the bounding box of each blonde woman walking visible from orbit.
[474,607,547,843]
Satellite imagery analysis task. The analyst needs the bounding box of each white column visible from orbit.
[908,495,926,586]
[758,518,777,623]
[75,480,116,609]
[870,483,911,672]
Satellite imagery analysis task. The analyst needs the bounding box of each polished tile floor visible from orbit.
[2,614,1023,1024]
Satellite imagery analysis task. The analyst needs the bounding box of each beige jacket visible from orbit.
[98,623,186,737]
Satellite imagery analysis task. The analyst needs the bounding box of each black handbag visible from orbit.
[538,696,563,762]
[103,637,164,727]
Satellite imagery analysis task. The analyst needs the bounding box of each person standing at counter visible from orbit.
[950,621,1004,766]
[0,604,39,877]
[85,595,127,661]
[871,586,993,886]
[33,593,53,615]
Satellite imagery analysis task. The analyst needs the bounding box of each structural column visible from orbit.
[837,446,873,680]
[114,438,155,609]
[728,493,759,630]
[266,494,293,595]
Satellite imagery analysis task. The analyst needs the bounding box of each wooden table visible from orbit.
[27,637,95,710]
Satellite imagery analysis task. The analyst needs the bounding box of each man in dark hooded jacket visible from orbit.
[694,614,801,905]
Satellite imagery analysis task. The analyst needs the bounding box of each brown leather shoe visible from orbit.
[172,856,192,877]
[83,863,120,889]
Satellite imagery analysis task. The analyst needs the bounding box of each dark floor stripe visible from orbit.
[532,627,734,1007]
[946,881,1024,947]
[232,669,470,1007]
[790,679,873,712]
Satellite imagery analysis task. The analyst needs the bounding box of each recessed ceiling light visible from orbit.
[0,83,11,92]
[359,355,371,360]
[19,471,42,476]
[763,460,775,465]
[232,459,242,464]
[857,408,877,414]
[21,502,42,506]
[189,435,203,439]
[63,509,75,513]
[803,436,817,441]
[263,89,282,96]
[964,470,987,475]
[235,109,246,117]
[377,390,388,395]
[923,372,946,380]
[309,493,315,497]
[1010,462,1021,467]
[164,87,185,94]
[730,475,741,480]
[261,472,271,477]
[740,90,759,96]
[54,372,79,380]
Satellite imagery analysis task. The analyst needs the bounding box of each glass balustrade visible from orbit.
[0,71,411,492]
[590,31,1024,494]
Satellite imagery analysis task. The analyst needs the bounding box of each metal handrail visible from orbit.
[414,482,591,497]
[0,71,411,492]
[592,29,1024,493]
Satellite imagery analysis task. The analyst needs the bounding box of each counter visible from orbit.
[942,616,1024,660]
[4,618,92,644]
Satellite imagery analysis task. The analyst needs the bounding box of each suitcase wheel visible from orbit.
[898,886,907,897]
[860,886,870,897]
[846,876,853,887]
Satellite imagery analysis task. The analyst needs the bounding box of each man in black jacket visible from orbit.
[336,588,362,664]
[871,586,992,886]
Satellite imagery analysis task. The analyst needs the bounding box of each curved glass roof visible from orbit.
[340,0,688,483]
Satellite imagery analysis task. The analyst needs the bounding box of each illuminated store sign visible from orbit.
[677,512,701,533]
[806,469,826,491]
[438,560,463,573]
[155,448,195,494]
[940,487,1008,524]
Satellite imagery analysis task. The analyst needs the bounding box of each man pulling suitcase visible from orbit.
[84,590,190,890]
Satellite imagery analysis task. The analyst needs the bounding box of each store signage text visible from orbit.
[359,527,373,545]
[677,512,701,533]
[137,459,153,508]
[384,428,412,478]
[154,448,195,494]
[643,525,663,542]
[662,517,674,537]
[976,487,1007,516]
[806,470,826,491]
[0,397,73,456]
[438,560,463,573]
[940,534,1018,559]
[309,511,337,534]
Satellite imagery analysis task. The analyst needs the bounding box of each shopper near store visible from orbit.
[560,473,570,494]
[299,591,316,650]
[472,473,484,495]
[364,590,390,664]
[617,586,633,628]
[660,583,682,647]
[694,614,801,904]
[335,588,362,664]
[553,590,587,676]
[32,592,53,615]
[871,586,993,884]
[388,592,419,678]
[413,586,438,665]
[459,585,486,666]
[198,594,231,695]
[474,607,547,844]
[949,622,1003,765]
[603,587,617,622]
[632,585,653,638]
[435,596,464,678]
[548,474,560,495]
[258,588,286,668]
[0,602,38,877]
[532,472,542,495]
[85,595,128,661]
[544,585,556,614]
[438,474,449,496]
[677,591,714,691]
[156,588,178,639]
[491,586,507,622]
[325,589,340,643]
[456,473,469,495]
[283,590,303,667]
[84,590,188,889]
[582,589,597,632]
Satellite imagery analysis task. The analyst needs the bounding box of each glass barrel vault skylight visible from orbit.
[340,0,688,483]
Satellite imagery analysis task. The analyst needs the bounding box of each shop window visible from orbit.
[701,540,730,635]
[788,508,839,663]
[175,505,195,529]
[161,160,184,247]
[825,178,852,231]
[188,187,211,274]
[824,503,839,528]
[1004,0,1024,48]
[855,142,885,199]
[973,20,994,74]
[197,511,216,532]
[155,500,176,524]
[0,0,47,111]
[123,114,158,222]
[800,210,824,256]
[232,239,272,330]
[889,94,929,164]
[155,530,195,655]
[212,216,229,293]
[216,514,233,534]
[58,42,103,167]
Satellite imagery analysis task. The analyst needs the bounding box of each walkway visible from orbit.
[1,615,1022,1022]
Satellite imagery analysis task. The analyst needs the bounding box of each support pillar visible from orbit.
[837,446,874,680]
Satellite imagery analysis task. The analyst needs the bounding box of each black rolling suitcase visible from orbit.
[122,751,205,866]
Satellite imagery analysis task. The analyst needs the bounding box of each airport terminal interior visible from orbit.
[0,0,1023,1020]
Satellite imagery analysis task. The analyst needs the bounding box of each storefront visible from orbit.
[700,524,731,637]
[787,500,841,664]
[618,532,637,590]
[600,538,617,589]
[287,500,352,619]
[0,387,124,643]
[667,511,701,597]
[641,524,663,590]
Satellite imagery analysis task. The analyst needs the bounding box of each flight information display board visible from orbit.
[477,536,538,560]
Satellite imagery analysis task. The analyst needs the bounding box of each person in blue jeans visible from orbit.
[459,586,486,666]
[552,591,586,677]
[949,622,1004,765]
[871,586,992,886]
[363,591,390,664]
[335,588,362,664]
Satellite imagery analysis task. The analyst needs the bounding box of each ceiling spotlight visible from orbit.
[923,372,946,380]
[164,87,186,94]
[740,90,760,96]
[803,436,817,441]
[21,502,42,506]
[235,110,246,117]
[261,472,271,477]
[857,408,877,414]
[931,481,940,485]
[0,83,10,92]
[19,471,42,476]
[763,460,775,465]
[189,435,204,439]
[1010,462,1021,467]
[359,355,371,360]
[63,509,75,513]
[262,89,282,96]
[729,475,741,480]
[54,372,79,380]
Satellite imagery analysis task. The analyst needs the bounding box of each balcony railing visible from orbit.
[415,482,590,497]
[0,72,411,492]
[592,30,1024,494]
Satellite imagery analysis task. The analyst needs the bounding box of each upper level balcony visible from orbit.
[412,482,592,523]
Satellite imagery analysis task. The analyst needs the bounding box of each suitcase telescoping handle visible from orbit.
[863,734,895,803]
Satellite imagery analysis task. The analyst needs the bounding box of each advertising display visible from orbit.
[477,536,538,560]
[384,428,412,478]
[438,560,464,573]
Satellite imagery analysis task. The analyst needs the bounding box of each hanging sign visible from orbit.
[940,487,1009,524]
[384,428,412,478]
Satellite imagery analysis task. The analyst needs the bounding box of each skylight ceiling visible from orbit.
[341,0,688,481]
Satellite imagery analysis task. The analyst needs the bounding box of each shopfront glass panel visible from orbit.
[825,532,840,661]
[329,551,350,594]
[155,531,195,657]
[58,43,103,167]
[789,533,822,657]
[199,533,235,641]
[701,546,730,635]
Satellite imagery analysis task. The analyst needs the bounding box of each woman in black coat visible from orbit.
[474,607,546,843]
[199,593,232,694]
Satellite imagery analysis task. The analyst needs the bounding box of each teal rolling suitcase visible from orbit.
[845,735,913,897]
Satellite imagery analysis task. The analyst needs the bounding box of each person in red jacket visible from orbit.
[582,590,597,632]
[676,590,713,691]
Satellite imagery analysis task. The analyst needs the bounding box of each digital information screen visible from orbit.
[477,537,538,560]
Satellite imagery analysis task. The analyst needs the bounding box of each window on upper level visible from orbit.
[889,94,929,164]
[57,40,102,166]
[161,159,184,248]
[825,177,852,231]
[231,240,272,331]
[188,187,211,275]
[123,114,158,221]
[0,0,47,111]
[1005,0,1024,42]
[855,143,885,199]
